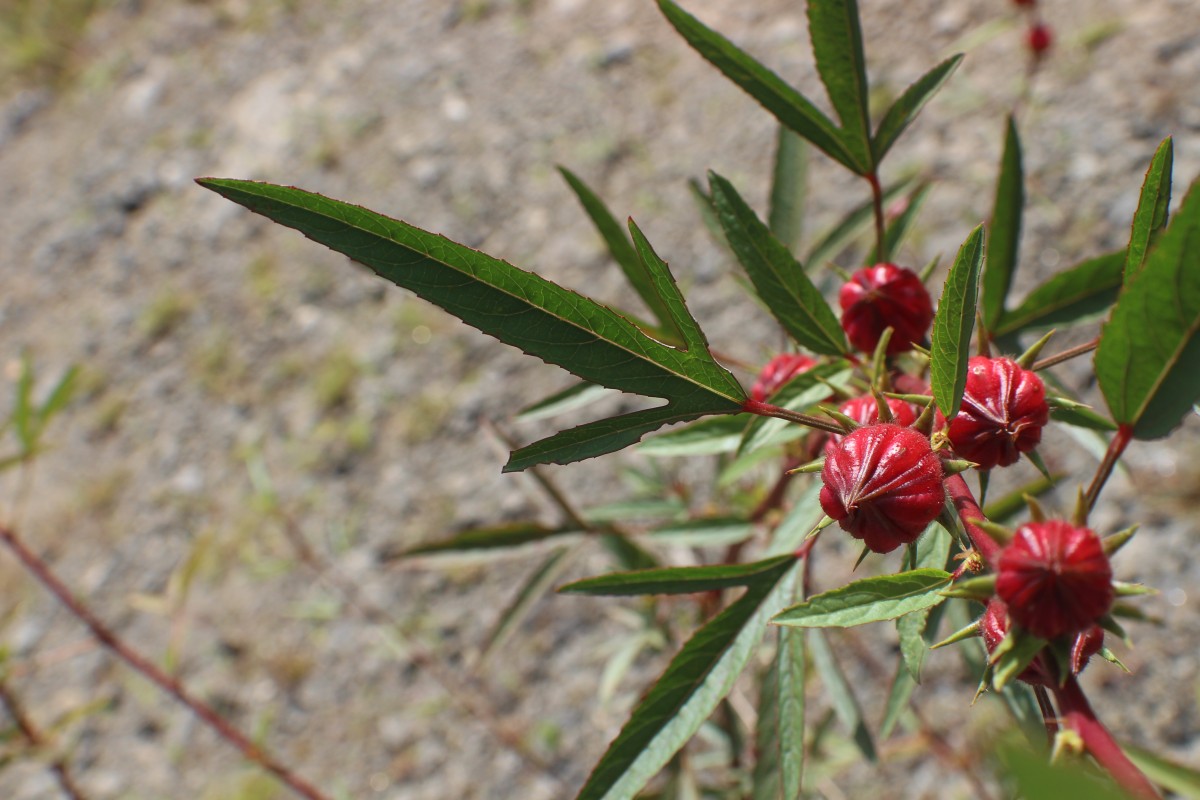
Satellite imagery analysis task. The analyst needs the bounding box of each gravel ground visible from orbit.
[0,0,1198,798]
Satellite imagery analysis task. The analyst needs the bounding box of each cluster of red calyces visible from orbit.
[750,353,817,401]
[838,264,933,355]
[819,423,944,553]
[980,599,1105,685]
[941,356,1049,469]
[824,395,917,455]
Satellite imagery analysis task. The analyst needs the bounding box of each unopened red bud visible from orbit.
[751,353,818,401]
[824,395,918,456]
[996,520,1114,640]
[819,423,944,553]
[1028,22,1053,55]
[838,264,933,355]
[941,356,1048,469]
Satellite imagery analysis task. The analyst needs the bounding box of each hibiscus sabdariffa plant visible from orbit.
[197,0,1197,796]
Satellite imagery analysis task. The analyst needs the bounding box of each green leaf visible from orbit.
[872,55,964,164]
[766,482,824,556]
[559,167,679,337]
[805,177,912,269]
[516,381,616,421]
[574,558,798,800]
[638,414,751,457]
[808,629,877,761]
[753,624,806,800]
[768,127,809,252]
[1000,742,1131,800]
[403,523,577,557]
[930,224,985,420]
[981,116,1023,333]
[806,0,872,171]
[709,172,849,355]
[1096,178,1200,439]
[994,250,1125,337]
[1049,404,1118,432]
[896,523,953,681]
[560,554,795,596]
[197,179,746,469]
[11,354,33,454]
[1125,137,1174,282]
[879,662,915,740]
[647,517,755,547]
[584,498,686,524]
[882,182,931,261]
[991,631,1047,690]
[982,474,1062,523]
[1123,742,1200,799]
[773,568,950,628]
[628,219,715,356]
[656,0,860,173]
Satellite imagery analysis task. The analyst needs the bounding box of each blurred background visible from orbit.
[0,0,1197,797]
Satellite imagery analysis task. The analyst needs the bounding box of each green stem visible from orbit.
[868,171,886,263]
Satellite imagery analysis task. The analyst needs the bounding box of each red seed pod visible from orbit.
[823,395,918,456]
[1028,22,1053,55]
[750,353,818,401]
[838,264,934,355]
[980,599,1103,686]
[996,520,1114,640]
[819,423,944,553]
[942,356,1049,469]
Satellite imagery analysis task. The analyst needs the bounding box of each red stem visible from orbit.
[1052,676,1160,799]
[943,473,1003,566]
[0,525,330,800]
[1085,424,1133,513]
[741,398,845,435]
[0,678,88,800]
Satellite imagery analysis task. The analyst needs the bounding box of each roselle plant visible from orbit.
[194,0,1198,797]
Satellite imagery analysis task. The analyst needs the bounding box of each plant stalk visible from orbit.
[741,399,846,435]
[867,170,887,262]
[944,473,1003,566]
[1031,337,1098,371]
[1052,676,1160,799]
[1084,424,1133,513]
[0,525,330,800]
[0,677,88,800]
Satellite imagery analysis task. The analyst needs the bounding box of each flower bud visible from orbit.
[823,395,918,455]
[838,263,933,355]
[980,599,1103,686]
[1028,22,1053,56]
[819,423,944,553]
[751,353,818,401]
[996,520,1114,640]
[942,356,1048,469]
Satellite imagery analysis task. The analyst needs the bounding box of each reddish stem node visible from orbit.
[944,473,1003,566]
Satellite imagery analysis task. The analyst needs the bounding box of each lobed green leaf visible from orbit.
[656,0,860,172]
[768,126,809,252]
[930,224,985,420]
[872,55,963,164]
[709,172,849,355]
[807,0,873,171]
[753,622,807,799]
[994,250,1125,337]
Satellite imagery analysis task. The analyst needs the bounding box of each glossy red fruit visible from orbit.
[996,520,1114,640]
[751,353,818,401]
[824,395,918,456]
[943,356,1048,469]
[838,264,933,355]
[819,423,944,553]
[980,599,1103,686]
[1028,22,1053,55]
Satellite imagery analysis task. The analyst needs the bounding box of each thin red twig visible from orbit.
[0,677,88,800]
[1085,424,1133,513]
[943,474,1003,566]
[0,524,330,800]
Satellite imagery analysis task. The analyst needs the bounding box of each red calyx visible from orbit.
[980,599,1103,685]
[996,520,1114,640]
[819,423,944,553]
[838,264,933,356]
[941,356,1048,469]
[750,353,818,402]
[1028,22,1053,55]
[823,395,918,456]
